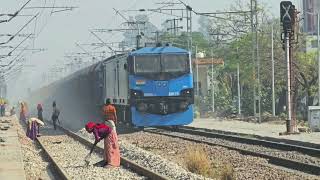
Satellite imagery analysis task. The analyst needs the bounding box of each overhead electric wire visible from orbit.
[8,33,33,56]
[33,0,47,41]
[0,46,29,67]
[0,13,39,45]
[75,43,95,58]
[177,0,237,20]
[89,31,116,53]
[0,0,33,23]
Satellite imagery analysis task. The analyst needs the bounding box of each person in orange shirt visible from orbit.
[20,102,28,123]
[102,99,117,131]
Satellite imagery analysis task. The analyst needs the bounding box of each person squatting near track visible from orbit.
[102,99,117,131]
[84,122,120,168]
[26,117,44,140]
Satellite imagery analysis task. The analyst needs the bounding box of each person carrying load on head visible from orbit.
[26,117,44,140]
[84,121,120,168]
[102,99,117,131]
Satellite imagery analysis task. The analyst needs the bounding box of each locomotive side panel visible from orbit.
[117,56,129,105]
[104,55,128,105]
[105,60,116,103]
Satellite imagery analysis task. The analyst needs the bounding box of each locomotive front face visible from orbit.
[128,52,194,115]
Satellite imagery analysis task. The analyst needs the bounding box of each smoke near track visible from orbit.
[27,66,104,132]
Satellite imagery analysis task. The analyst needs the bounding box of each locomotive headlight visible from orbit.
[180,88,193,97]
[130,89,143,98]
[179,101,189,110]
[137,103,148,112]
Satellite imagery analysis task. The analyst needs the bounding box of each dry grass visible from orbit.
[219,164,234,180]
[184,147,234,180]
[184,147,212,177]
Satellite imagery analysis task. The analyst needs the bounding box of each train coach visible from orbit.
[31,44,194,128]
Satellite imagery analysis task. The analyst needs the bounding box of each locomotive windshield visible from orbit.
[133,54,189,78]
[134,55,161,73]
[162,54,189,73]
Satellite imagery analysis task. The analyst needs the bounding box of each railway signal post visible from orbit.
[280,1,296,134]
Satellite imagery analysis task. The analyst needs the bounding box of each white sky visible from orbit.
[0,0,302,94]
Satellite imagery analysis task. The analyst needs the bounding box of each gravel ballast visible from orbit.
[39,126,146,180]
[11,115,52,180]
[78,128,209,180]
[119,131,320,180]
[156,129,320,166]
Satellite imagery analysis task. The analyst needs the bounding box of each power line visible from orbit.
[8,34,33,56]
[0,13,39,45]
[0,0,33,23]
[89,31,116,54]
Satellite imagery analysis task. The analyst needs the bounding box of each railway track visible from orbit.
[144,127,320,176]
[179,126,320,155]
[36,124,168,180]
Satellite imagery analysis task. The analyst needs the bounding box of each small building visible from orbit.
[192,57,224,96]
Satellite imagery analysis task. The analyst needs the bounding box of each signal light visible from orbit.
[280,1,295,32]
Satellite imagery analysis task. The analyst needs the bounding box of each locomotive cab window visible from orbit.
[134,55,161,73]
[162,54,189,73]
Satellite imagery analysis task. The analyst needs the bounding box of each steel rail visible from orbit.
[144,128,320,176]
[36,137,71,180]
[174,126,320,157]
[56,124,169,180]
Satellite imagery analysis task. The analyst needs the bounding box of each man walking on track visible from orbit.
[102,99,117,131]
[52,101,60,130]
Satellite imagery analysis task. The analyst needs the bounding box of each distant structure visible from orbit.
[303,0,320,35]
[302,0,320,52]
[0,77,7,99]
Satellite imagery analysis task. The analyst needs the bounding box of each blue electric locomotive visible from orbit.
[126,46,194,126]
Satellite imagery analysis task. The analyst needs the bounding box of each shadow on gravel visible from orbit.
[92,160,107,167]
[116,123,143,135]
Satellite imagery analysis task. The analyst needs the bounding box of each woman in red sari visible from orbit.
[85,122,120,168]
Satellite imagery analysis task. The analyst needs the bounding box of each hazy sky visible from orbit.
[0,0,302,96]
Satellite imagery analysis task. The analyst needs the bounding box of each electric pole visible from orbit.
[271,23,275,116]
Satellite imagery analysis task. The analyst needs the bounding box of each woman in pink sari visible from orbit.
[85,122,120,168]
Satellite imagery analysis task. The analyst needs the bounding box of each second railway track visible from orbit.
[144,127,320,176]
